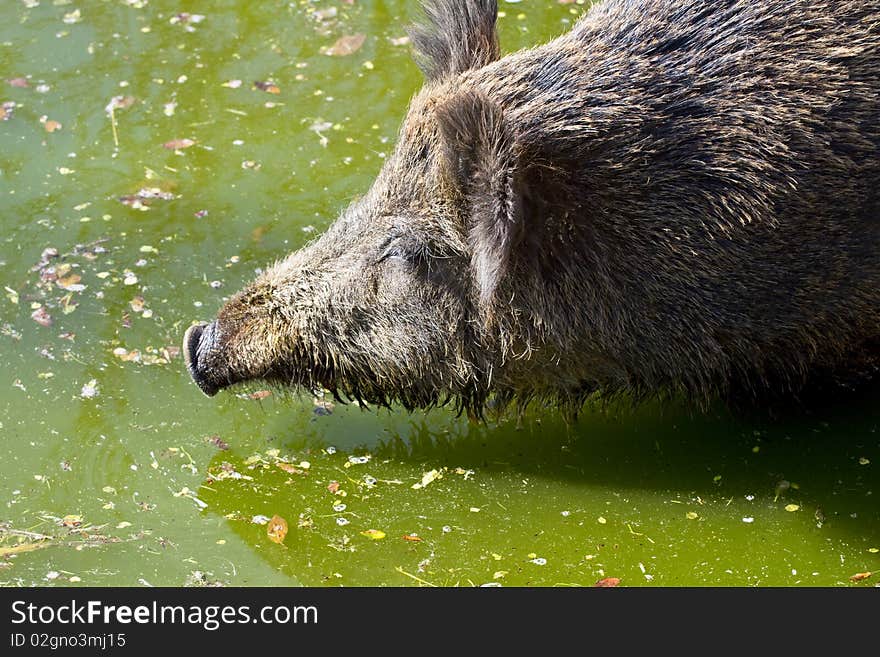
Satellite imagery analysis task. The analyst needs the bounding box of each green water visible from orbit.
[0,0,877,588]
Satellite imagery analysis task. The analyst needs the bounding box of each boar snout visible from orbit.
[184,322,220,397]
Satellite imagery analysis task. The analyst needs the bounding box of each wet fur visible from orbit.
[194,0,880,417]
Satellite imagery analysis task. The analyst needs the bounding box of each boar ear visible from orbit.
[436,88,525,308]
[409,0,500,81]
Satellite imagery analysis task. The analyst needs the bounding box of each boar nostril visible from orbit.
[184,323,219,397]
[184,323,204,372]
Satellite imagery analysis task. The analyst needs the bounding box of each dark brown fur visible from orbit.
[185,0,880,416]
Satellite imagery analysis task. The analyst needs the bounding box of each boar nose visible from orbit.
[184,321,220,397]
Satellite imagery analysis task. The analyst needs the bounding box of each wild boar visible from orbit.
[185,0,880,415]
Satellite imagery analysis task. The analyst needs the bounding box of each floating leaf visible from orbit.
[267,515,288,544]
[7,77,29,88]
[412,469,442,490]
[686,512,699,520]
[361,529,386,540]
[31,306,53,327]
[119,187,175,210]
[61,514,83,528]
[594,577,621,587]
[207,435,229,451]
[44,119,62,133]
[249,390,272,400]
[80,380,99,399]
[784,504,800,513]
[325,33,366,56]
[402,534,422,542]
[105,95,136,114]
[56,273,82,289]
[327,481,341,494]
[0,101,16,121]
[253,80,280,94]
[170,13,205,32]
[163,138,195,150]
[850,571,873,582]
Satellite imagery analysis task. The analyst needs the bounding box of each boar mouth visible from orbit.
[184,323,220,397]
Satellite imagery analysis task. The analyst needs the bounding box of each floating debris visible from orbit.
[162,138,195,150]
[267,515,288,544]
[0,101,16,121]
[324,34,366,56]
[80,379,99,399]
[253,80,280,94]
[412,469,442,490]
[594,577,621,587]
[31,306,53,327]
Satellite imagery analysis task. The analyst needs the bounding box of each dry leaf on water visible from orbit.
[594,577,621,587]
[325,34,366,56]
[267,515,288,544]
[31,306,52,327]
[162,138,195,150]
[253,81,280,94]
[105,96,136,113]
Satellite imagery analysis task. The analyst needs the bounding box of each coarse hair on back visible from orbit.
[408,0,501,81]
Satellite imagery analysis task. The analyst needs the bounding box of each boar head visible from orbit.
[185,1,539,414]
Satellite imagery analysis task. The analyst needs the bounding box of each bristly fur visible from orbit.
[408,0,500,81]
[188,0,880,419]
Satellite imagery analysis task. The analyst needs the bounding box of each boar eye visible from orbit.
[377,242,411,265]
[376,233,421,266]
